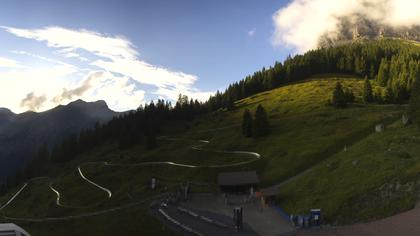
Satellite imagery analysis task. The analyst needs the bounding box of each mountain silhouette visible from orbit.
[0,99,119,179]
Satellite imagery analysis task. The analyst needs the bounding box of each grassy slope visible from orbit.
[278,120,420,224]
[0,74,412,235]
[182,75,404,185]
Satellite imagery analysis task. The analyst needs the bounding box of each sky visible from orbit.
[1,0,418,113]
[0,0,292,113]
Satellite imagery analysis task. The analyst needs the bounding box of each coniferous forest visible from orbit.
[6,39,420,193]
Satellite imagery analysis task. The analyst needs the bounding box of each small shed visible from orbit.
[0,223,31,236]
[218,171,259,192]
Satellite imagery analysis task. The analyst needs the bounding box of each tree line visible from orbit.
[4,96,210,189]
[209,39,420,111]
[4,39,420,193]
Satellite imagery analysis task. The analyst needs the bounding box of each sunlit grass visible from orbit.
[0,74,412,234]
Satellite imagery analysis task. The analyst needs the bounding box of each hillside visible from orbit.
[278,119,420,224]
[0,100,118,178]
[0,75,414,235]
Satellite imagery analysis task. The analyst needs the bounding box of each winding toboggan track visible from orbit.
[0,130,261,222]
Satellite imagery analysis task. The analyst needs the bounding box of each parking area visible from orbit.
[176,193,294,236]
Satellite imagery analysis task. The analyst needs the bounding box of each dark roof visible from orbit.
[260,186,279,197]
[217,171,259,186]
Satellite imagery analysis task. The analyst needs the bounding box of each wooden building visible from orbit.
[217,171,259,192]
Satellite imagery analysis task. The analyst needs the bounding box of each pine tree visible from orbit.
[242,109,253,137]
[384,86,395,103]
[409,77,420,127]
[331,82,347,107]
[377,58,389,86]
[343,88,355,103]
[225,94,234,111]
[144,121,157,150]
[145,132,157,150]
[253,105,270,137]
[363,76,373,103]
[369,64,376,80]
[25,143,50,178]
[373,88,384,104]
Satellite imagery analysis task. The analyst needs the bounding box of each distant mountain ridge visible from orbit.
[0,99,120,179]
[318,15,420,48]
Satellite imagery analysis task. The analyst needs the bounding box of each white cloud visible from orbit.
[155,86,213,102]
[86,73,145,112]
[0,56,25,68]
[56,71,146,112]
[91,58,197,89]
[63,52,88,61]
[20,92,47,111]
[2,26,138,60]
[1,26,213,112]
[272,0,420,53]
[0,64,78,112]
[11,50,74,66]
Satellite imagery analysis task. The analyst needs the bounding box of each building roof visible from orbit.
[260,186,279,197]
[217,171,259,186]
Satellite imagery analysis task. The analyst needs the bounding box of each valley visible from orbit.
[1,75,417,235]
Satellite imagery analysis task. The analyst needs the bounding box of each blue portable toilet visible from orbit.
[310,209,321,226]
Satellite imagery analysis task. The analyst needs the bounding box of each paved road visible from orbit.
[153,205,258,236]
[181,193,294,236]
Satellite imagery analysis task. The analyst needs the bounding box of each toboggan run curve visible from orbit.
[0,128,261,222]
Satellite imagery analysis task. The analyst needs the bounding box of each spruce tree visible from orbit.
[363,76,373,103]
[242,109,253,137]
[343,88,355,103]
[332,82,347,107]
[145,125,157,150]
[369,64,376,80]
[384,86,395,103]
[225,95,234,111]
[377,58,389,86]
[253,105,270,137]
[409,77,420,127]
[145,132,157,150]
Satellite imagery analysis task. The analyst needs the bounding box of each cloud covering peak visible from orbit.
[272,0,420,53]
